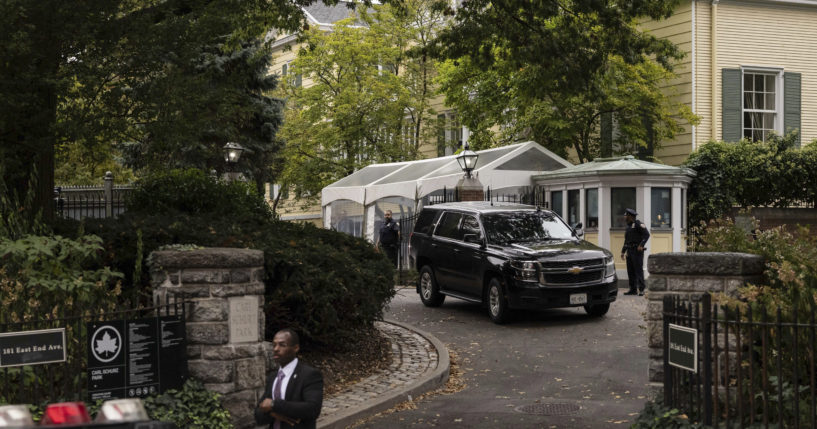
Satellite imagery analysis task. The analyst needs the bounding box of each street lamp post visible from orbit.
[455,142,479,179]
[222,142,245,181]
[454,141,484,201]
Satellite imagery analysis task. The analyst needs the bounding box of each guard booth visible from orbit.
[532,156,696,280]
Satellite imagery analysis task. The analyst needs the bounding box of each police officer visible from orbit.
[377,210,400,267]
[621,208,650,296]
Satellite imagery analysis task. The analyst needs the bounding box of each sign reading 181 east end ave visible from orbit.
[668,323,698,373]
[87,316,187,402]
[0,328,66,367]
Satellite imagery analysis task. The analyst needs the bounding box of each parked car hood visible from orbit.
[489,239,610,259]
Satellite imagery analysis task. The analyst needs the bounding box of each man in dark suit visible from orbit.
[255,329,323,429]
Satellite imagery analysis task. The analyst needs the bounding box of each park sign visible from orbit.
[0,328,66,367]
[87,316,187,402]
[668,323,697,373]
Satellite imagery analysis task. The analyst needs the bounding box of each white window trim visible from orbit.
[740,66,784,140]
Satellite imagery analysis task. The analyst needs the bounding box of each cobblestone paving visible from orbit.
[319,321,438,419]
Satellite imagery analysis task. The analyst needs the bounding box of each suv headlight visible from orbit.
[604,256,616,277]
[510,260,539,281]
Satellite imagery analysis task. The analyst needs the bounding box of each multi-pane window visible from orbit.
[282,61,302,87]
[436,111,461,156]
[650,187,671,229]
[551,191,563,218]
[743,71,780,141]
[611,187,636,228]
[567,189,580,227]
[585,189,598,229]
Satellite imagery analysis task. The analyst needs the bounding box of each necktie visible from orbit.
[273,370,285,429]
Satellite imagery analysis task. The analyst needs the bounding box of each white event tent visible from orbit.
[322,141,573,242]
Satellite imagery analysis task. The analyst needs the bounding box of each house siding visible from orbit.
[640,1,694,166]
[700,0,817,147]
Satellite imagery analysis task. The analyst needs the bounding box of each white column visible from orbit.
[640,186,651,277]
[561,190,568,220]
[579,187,586,228]
[672,187,682,252]
[598,186,610,249]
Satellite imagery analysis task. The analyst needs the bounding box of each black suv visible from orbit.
[409,202,617,323]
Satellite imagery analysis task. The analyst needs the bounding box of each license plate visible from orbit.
[570,293,587,305]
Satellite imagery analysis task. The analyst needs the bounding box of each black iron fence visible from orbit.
[55,173,133,220]
[0,295,186,406]
[663,294,816,428]
[424,186,549,208]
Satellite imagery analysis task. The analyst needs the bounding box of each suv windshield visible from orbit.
[482,211,575,244]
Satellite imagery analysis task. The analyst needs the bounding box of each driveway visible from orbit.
[355,287,649,428]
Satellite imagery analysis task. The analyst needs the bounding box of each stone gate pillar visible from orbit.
[644,252,764,398]
[150,248,267,429]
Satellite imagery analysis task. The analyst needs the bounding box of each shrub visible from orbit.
[631,401,706,429]
[142,379,231,429]
[0,234,124,322]
[693,217,816,425]
[684,132,817,226]
[126,168,273,223]
[57,168,396,350]
[0,233,124,404]
[259,221,395,348]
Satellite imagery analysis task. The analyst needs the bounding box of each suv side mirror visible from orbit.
[573,222,584,238]
[463,234,484,245]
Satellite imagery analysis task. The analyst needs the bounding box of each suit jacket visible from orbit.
[254,361,324,429]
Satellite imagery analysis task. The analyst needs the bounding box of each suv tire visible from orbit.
[419,266,445,307]
[584,303,610,317]
[487,277,509,324]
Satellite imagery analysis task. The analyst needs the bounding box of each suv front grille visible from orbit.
[539,258,603,269]
[544,271,603,284]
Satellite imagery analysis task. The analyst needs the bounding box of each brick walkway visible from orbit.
[317,320,442,428]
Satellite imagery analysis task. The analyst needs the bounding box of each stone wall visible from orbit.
[731,207,817,236]
[150,248,267,429]
[644,252,764,398]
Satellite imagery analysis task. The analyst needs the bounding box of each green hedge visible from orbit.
[143,379,231,429]
[57,168,395,349]
[684,133,817,226]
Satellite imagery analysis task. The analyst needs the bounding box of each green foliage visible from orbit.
[57,170,396,349]
[0,165,49,240]
[143,379,231,429]
[693,218,816,427]
[684,133,817,226]
[631,401,706,428]
[430,0,687,160]
[260,221,396,347]
[436,50,698,161]
[432,0,682,97]
[0,234,124,322]
[0,233,123,404]
[279,0,443,199]
[1,0,314,215]
[126,168,274,223]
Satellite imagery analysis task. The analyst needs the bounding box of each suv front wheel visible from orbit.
[419,265,445,307]
[487,277,509,324]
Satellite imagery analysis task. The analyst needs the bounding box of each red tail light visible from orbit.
[40,402,91,425]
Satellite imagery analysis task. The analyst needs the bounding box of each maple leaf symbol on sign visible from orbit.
[96,332,118,356]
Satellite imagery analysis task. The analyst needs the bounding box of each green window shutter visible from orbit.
[722,68,742,142]
[784,72,801,147]
[600,112,613,157]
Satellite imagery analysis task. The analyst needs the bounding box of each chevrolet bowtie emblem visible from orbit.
[568,266,583,275]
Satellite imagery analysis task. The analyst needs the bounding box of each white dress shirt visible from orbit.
[272,358,299,399]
